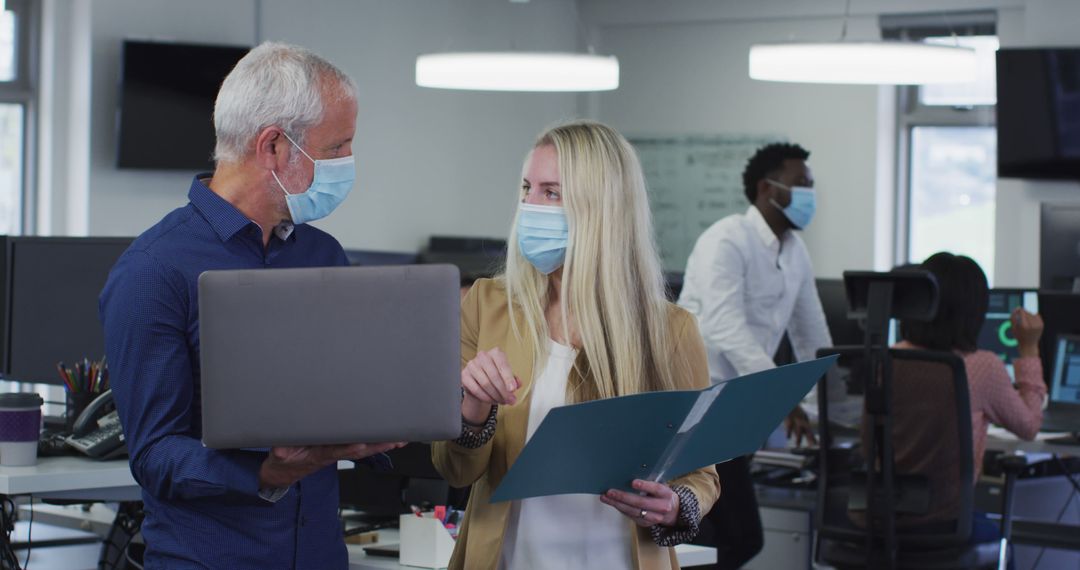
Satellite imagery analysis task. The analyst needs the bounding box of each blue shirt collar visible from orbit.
[187,174,295,243]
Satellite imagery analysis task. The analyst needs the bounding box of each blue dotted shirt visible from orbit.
[100,176,351,569]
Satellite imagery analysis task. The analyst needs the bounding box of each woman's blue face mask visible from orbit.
[516,203,568,274]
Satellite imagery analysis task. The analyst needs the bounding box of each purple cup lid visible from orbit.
[0,393,43,409]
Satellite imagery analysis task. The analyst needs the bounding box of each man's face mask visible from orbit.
[766,179,816,230]
[270,131,356,225]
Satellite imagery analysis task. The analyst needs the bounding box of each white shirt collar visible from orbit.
[745,205,784,249]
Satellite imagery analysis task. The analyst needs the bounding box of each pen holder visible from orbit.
[65,392,97,433]
[399,513,455,569]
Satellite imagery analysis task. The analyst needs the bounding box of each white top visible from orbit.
[499,340,633,570]
[678,206,832,382]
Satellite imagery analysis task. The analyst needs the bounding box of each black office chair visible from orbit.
[814,346,1018,569]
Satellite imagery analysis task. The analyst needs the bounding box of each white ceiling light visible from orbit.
[749,42,977,85]
[748,0,978,85]
[416,52,619,92]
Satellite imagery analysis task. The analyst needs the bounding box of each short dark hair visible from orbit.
[742,143,810,203]
[900,252,989,352]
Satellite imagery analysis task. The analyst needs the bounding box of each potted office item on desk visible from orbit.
[55,358,125,459]
[57,357,109,433]
[0,392,43,466]
[399,506,457,569]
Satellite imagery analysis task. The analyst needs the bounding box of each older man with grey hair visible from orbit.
[100,42,399,569]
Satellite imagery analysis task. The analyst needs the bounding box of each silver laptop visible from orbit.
[198,264,461,449]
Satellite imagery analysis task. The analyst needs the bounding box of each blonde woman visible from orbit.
[432,121,719,570]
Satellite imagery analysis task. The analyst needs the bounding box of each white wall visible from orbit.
[585,14,882,278]
[83,0,258,238]
[38,0,93,236]
[43,0,1080,275]
[993,0,1080,287]
[582,0,1077,285]
[258,0,579,252]
[63,0,580,252]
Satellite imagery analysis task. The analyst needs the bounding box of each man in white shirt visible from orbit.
[679,142,832,569]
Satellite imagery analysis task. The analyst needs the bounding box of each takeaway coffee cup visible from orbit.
[0,393,44,466]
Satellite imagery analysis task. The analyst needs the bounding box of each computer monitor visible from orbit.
[816,278,865,346]
[1050,334,1080,406]
[343,249,419,267]
[337,442,458,519]
[1040,203,1080,292]
[0,237,133,385]
[977,289,1039,381]
[1039,292,1080,386]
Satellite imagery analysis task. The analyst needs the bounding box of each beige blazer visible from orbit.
[432,279,720,570]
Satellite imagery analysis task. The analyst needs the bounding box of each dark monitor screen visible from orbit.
[1039,292,1080,386]
[1051,334,1080,405]
[816,278,864,346]
[997,48,1080,180]
[1041,203,1080,291]
[116,40,248,171]
[343,250,419,267]
[977,289,1039,381]
[4,238,132,384]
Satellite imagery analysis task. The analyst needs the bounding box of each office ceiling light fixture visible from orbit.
[747,2,977,85]
[415,52,619,92]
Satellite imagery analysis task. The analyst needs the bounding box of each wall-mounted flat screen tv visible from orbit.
[997,48,1080,181]
[116,40,248,171]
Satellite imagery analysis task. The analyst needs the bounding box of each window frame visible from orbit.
[882,11,997,268]
[0,0,38,235]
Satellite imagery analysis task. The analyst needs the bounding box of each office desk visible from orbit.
[983,432,1080,566]
[347,529,718,569]
[984,429,1080,457]
[0,456,138,502]
[747,437,1080,570]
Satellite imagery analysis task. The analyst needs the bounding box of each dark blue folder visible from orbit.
[490,355,838,502]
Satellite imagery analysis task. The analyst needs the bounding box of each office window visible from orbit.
[0,0,33,236]
[907,126,996,276]
[919,35,999,107]
[891,24,998,279]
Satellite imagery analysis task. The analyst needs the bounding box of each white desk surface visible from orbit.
[0,456,137,500]
[985,426,1080,457]
[348,529,717,570]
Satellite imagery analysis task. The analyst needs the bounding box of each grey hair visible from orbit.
[212,41,357,164]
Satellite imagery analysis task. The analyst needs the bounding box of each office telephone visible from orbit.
[64,389,127,459]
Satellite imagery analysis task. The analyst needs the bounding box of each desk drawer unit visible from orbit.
[745,506,811,570]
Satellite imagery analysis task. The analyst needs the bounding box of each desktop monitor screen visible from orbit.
[3,238,132,384]
[1051,334,1080,406]
[343,250,419,267]
[816,278,864,346]
[1041,203,1080,292]
[1039,292,1080,385]
[977,289,1039,381]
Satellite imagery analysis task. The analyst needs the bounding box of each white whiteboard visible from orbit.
[631,135,782,273]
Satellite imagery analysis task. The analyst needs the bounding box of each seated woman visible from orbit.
[896,252,1044,545]
[432,121,720,570]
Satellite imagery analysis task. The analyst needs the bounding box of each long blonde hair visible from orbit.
[502,121,677,403]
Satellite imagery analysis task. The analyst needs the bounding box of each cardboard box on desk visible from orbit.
[399,514,454,569]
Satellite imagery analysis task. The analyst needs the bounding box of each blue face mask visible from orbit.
[271,131,355,225]
[516,203,568,275]
[766,179,817,229]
